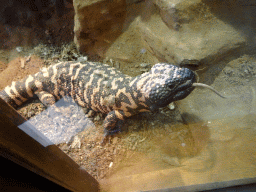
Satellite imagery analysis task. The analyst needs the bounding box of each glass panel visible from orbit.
[0,0,256,191]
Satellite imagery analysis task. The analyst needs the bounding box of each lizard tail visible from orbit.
[0,75,39,108]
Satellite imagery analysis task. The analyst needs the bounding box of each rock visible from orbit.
[112,137,118,144]
[71,135,81,149]
[109,162,113,168]
[224,67,234,76]
[177,85,255,123]
[137,0,248,64]
[87,110,95,117]
[140,63,151,68]
[77,56,88,62]
[94,115,101,121]
[73,0,127,56]
[161,156,180,166]
[16,47,23,52]
[168,102,175,110]
[140,68,149,72]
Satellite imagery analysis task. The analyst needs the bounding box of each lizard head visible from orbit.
[143,63,225,111]
[142,63,196,111]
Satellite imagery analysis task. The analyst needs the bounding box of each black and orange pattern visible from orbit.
[0,61,196,136]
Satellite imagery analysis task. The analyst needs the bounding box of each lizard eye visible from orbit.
[168,84,175,89]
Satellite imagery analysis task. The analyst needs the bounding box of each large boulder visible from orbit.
[73,0,127,56]
[137,0,249,64]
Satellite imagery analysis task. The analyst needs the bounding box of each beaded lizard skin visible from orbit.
[0,61,223,137]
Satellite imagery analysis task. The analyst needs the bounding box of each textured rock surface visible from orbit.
[0,0,74,49]
[73,0,127,56]
[137,0,252,65]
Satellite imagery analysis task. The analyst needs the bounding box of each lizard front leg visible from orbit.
[103,110,125,136]
[101,110,126,144]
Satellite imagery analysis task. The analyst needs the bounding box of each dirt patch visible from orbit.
[54,105,189,180]
[0,55,44,90]
[103,20,159,77]
[0,1,74,51]
[0,60,7,73]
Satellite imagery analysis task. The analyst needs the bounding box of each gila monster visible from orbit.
[0,61,224,138]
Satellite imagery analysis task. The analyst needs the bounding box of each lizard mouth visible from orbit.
[192,83,226,98]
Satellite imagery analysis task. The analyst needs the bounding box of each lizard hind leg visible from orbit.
[35,91,56,107]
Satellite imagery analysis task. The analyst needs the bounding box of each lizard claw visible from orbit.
[100,134,109,146]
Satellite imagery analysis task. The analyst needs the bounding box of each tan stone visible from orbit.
[137,0,248,64]
[73,0,127,56]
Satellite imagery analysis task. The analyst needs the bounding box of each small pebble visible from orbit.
[112,137,118,144]
[162,156,180,166]
[77,56,88,62]
[168,102,175,110]
[70,135,81,149]
[140,48,146,54]
[140,68,148,72]
[20,58,25,69]
[94,115,100,121]
[16,47,23,52]
[87,110,94,117]
[140,63,150,68]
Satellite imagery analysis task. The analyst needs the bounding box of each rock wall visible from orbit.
[0,0,74,49]
[73,0,127,56]
[74,0,256,65]
[137,0,255,65]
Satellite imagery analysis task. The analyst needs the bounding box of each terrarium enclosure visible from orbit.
[0,0,256,191]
